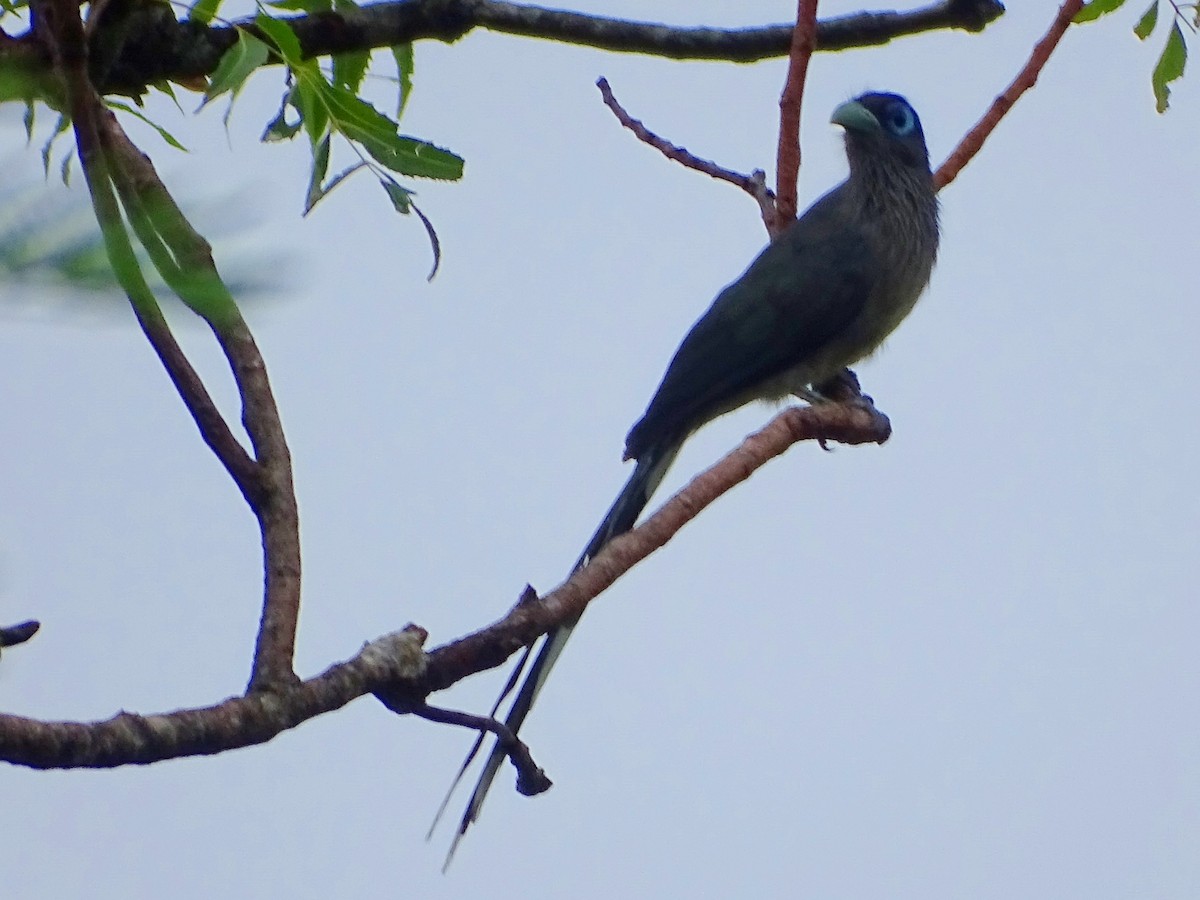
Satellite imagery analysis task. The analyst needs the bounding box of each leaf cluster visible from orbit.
[1075,0,1192,111]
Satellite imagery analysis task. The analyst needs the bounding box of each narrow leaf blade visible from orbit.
[188,0,223,26]
[1151,21,1187,113]
[202,30,269,106]
[304,136,332,214]
[255,12,303,66]
[333,49,371,94]
[1074,0,1126,23]
[1134,1,1159,39]
[392,43,414,119]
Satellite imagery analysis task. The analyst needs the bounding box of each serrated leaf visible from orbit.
[1152,21,1187,113]
[1134,1,1158,39]
[307,161,367,215]
[304,136,332,214]
[293,77,330,146]
[189,0,222,25]
[333,49,371,94]
[255,12,303,65]
[41,115,70,178]
[262,89,303,142]
[202,29,269,107]
[319,81,463,180]
[1074,0,1126,23]
[108,101,189,151]
[392,43,414,118]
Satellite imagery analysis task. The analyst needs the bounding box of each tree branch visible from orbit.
[0,399,887,769]
[97,109,303,694]
[4,0,1005,99]
[0,628,427,768]
[411,398,892,698]
[773,0,820,233]
[37,0,303,694]
[596,76,775,225]
[935,0,1083,191]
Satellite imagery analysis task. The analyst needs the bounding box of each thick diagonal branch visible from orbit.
[3,0,1005,100]
[411,399,892,698]
[0,401,887,769]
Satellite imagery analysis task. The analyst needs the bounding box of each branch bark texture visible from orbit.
[0,402,887,769]
[2,0,1004,98]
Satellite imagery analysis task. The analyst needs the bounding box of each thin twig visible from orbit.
[596,77,774,207]
[4,0,1005,98]
[934,0,1085,191]
[773,0,820,234]
[411,704,551,796]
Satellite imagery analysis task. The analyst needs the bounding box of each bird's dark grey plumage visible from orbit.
[435,92,940,863]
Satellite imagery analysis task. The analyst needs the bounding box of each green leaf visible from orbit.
[189,0,223,25]
[392,43,414,119]
[319,81,463,180]
[333,49,371,94]
[202,29,269,107]
[41,115,70,178]
[255,12,303,66]
[293,77,330,146]
[304,135,331,214]
[1134,1,1158,39]
[108,100,189,151]
[22,101,34,142]
[60,149,73,186]
[262,88,303,142]
[151,80,186,114]
[1074,0,1126,23]
[1152,21,1187,112]
[265,0,330,12]
[379,176,412,213]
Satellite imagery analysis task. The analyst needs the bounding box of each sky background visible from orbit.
[2,1,1198,897]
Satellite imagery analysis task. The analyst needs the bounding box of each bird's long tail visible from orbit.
[432,440,681,866]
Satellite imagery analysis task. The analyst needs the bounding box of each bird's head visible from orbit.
[831,92,931,175]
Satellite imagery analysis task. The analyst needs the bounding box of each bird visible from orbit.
[434,90,940,862]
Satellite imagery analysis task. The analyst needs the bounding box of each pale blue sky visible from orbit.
[2,2,1198,897]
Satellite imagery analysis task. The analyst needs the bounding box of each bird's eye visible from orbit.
[885,103,916,136]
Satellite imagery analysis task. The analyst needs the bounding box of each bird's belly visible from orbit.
[766,275,928,400]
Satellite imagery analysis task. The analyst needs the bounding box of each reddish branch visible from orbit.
[773,0,820,234]
[413,398,891,697]
[595,76,776,224]
[0,401,886,769]
[35,0,302,693]
[934,0,1087,191]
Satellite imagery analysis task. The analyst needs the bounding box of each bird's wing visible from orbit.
[625,186,877,459]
